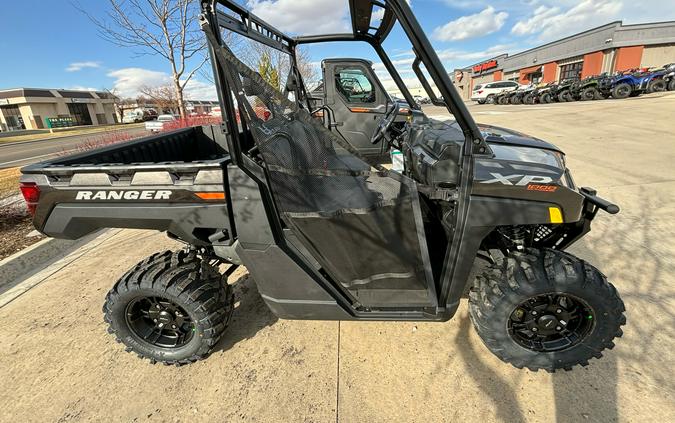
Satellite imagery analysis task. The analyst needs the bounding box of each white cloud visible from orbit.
[66,61,101,72]
[247,0,350,35]
[67,86,99,92]
[437,43,515,63]
[107,67,217,100]
[107,68,171,98]
[511,0,623,41]
[433,6,508,41]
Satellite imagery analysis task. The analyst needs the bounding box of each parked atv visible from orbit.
[536,83,555,103]
[21,0,626,372]
[572,75,607,101]
[494,89,512,105]
[508,86,528,105]
[554,79,576,102]
[611,68,665,99]
[514,84,538,104]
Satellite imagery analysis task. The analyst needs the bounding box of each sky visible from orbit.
[0,0,673,100]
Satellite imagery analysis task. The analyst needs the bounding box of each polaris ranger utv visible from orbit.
[20,0,625,371]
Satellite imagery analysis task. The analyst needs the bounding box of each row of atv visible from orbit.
[493,63,675,105]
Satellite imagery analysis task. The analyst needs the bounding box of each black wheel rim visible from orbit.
[508,293,594,352]
[125,296,195,348]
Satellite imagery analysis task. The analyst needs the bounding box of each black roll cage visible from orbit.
[202,0,489,160]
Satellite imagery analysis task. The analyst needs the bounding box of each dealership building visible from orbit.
[452,20,675,100]
[0,88,119,132]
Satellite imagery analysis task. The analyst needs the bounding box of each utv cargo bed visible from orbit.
[21,126,234,246]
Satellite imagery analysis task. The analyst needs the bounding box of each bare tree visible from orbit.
[78,0,207,118]
[104,88,136,123]
[139,84,180,113]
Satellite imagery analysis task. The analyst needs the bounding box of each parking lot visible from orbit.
[1,92,674,422]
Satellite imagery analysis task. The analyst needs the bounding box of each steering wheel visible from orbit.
[370,101,400,145]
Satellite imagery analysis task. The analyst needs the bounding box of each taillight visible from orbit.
[478,90,483,94]
[19,182,40,215]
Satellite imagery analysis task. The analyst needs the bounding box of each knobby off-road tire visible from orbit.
[581,87,597,101]
[647,79,666,93]
[612,83,632,99]
[557,91,572,102]
[668,79,675,91]
[103,250,234,365]
[468,248,626,372]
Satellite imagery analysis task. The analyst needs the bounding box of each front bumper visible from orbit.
[555,187,619,250]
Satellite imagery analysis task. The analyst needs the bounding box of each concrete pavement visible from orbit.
[1,93,674,422]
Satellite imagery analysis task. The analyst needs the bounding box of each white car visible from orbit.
[145,114,176,132]
[471,81,521,104]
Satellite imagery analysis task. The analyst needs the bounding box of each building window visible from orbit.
[0,105,26,130]
[559,62,583,82]
[67,103,93,126]
[527,71,543,84]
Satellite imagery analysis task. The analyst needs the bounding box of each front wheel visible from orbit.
[668,79,675,91]
[612,83,632,99]
[103,250,235,365]
[558,91,572,102]
[468,248,625,372]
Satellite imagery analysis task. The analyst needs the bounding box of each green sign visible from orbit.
[46,116,75,128]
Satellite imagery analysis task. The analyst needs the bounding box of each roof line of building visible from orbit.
[0,87,108,93]
[505,21,622,60]
[618,20,675,28]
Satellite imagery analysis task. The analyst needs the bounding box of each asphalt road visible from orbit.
[0,126,147,169]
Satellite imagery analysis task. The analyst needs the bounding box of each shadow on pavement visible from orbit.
[213,273,278,353]
[454,314,527,421]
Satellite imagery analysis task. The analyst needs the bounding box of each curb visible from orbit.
[0,230,108,298]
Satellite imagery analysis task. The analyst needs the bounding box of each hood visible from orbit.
[426,117,562,153]
[477,123,563,153]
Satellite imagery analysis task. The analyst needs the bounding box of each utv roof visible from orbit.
[210,0,399,51]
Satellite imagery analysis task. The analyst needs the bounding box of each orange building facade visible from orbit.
[453,20,675,101]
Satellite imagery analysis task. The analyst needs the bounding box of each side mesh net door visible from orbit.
[211,39,435,308]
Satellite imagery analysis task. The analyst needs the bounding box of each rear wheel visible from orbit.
[668,79,675,91]
[612,83,632,99]
[510,96,521,105]
[477,99,486,104]
[523,93,535,104]
[581,87,598,101]
[103,250,234,365]
[468,248,625,372]
[539,93,552,103]
[647,79,667,93]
